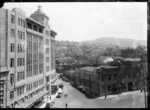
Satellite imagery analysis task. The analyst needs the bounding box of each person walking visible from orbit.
[65,103,68,108]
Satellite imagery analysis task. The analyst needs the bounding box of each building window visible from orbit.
[128,72,131,78]
[10,58,14,67]
[108,74,111,81]
[17,72,20,81]
[107,85,111,92]
[133,73,136,78]
[101,75,104,81]
[46,48,49,54]
[46,30,49,36]
[10,43,15,52]
[46,39,49,45]
[39,28,43,33]
[113,74,117,80]
[23,32,25,40]
[10,74,14,85]
[27,22,32,29]
[33,25,38,31]
[11,29,15,38]
[18,18,20,26]
[0,99,3,108]
[10,91,14,100]
[46,76,49,82]
[46,57,49,62]
[23,20,25,28]
[11,15,15,23]
[18,44,20,52]
[46,66,49,72]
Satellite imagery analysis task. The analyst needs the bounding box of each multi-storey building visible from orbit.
[65,57,144,98]
[0,6,57,108]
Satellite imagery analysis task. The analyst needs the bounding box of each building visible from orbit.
[0,6,57,108]
[65,57,144,98]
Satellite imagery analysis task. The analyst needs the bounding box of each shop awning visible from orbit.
[16,90,49,108]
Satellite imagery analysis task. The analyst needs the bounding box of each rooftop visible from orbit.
[31,5,49,20]
[80,66,96,72]
[124,58,141,62]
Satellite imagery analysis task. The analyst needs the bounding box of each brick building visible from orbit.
[0,6,57,108]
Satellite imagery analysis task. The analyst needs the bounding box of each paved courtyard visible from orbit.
[51,78,146,108]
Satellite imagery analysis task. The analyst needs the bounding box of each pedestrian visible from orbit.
[65,103,68,108]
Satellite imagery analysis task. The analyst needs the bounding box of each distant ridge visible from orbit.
[81,37,147,48]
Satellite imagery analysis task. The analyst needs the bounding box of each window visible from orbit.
[39,28,43,33]
[46,66,49,72]
[10,43,15,52]
[10,91,14,99]
[18,44,20,52]
[33,25,37,31]
[22,71,25,79]
[20,19,22,27]
[11,15,15,23]
[11,29,15,38]
[128,72,131,78]
[18,31,20,39]
[113,74,117,80]
[23,20,25,28]
[17,58,19,66]
[108,74,111,81]
[17,72,19,81]
[10,58,14,67]
[20,45,22,53]
[101,75,104,81]
[46,48,49,54]
[46,76,49,82]
[20,31,22,39]
[10,74,14,85]
[46,57,49,62]
[46,39,49,45]
[22,32,25,40]
[20,58,22,66]
[133,73,136,78]
[18,18,20,26]
[107,85,111,92]
[27,22,32,29]
[46,30,49,36]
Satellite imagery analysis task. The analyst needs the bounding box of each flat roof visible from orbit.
[96,65,119,70]
[80,66,96,72]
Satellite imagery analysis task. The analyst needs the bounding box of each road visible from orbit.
[52,79,145,108]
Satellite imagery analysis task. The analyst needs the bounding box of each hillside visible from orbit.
[81,37,147,48]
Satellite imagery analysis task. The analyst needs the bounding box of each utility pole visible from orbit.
[104,71,107,99]
[140,54,147,108]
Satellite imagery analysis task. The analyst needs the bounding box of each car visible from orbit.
[45,103,51,108]
[56,92,62,98]
[58,83,64,89]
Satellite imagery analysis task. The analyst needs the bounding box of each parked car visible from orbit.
[45,103,51,108]
[56,92,62,98]
[58,83,64,89]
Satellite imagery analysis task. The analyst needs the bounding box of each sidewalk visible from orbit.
[97,90,144,100]
[39,87,63,108]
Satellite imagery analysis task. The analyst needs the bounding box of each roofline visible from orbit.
[26,17,45,28]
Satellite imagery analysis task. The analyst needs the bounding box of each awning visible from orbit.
[16,90,49,108]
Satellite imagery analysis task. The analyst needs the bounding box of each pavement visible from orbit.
[97,90,147,100]
[39,79,63,108]
[38,78,146,108]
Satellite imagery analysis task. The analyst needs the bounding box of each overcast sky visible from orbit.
[4,2,147,41]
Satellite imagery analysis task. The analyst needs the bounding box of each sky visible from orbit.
[3,2,147,41]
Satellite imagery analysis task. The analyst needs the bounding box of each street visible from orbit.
[51,79,145,108]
